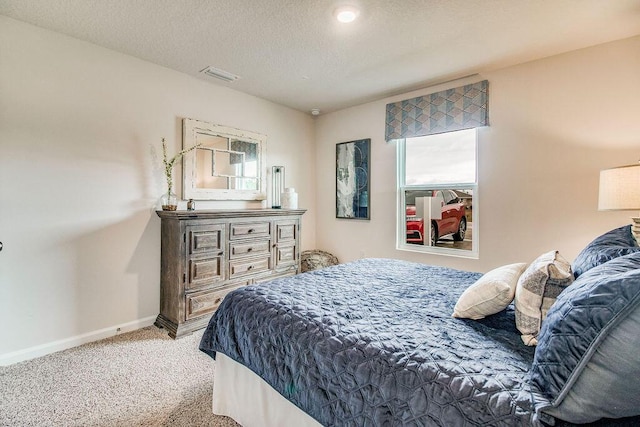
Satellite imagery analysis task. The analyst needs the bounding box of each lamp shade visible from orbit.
[598,164,640,211]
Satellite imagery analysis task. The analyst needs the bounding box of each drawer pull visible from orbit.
[247,247,252,252]
[248,228,254,233]
[214,297,222,305]
[247,265,253,270]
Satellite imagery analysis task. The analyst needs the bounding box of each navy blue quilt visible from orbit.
[200,258,539,426]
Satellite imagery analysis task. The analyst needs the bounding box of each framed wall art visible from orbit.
[336,138,370,220]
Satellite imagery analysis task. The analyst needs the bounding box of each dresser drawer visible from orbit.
[275,220,297,242]
[186,255,225,290]
[185,285,241,320]
[229,221,270,240]
[187,225,224,255]
[229,239,271,259]
[253,266,297,283]
[275,242,296,264]
[229,255,271,279]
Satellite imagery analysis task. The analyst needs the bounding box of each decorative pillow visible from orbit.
[514,251,573,346]
[452,263,527,320]
[571,225,639,278]
[530,252,640,423]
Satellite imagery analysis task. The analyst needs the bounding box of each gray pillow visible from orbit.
[544,306,640,423]
[530,252,640,423]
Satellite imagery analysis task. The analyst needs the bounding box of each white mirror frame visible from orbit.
[182,118,267,201]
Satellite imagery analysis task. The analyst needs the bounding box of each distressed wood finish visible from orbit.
[156,209,306,338]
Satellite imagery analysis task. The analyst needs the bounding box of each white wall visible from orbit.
[0,16,316,362]
[314,35,640,273]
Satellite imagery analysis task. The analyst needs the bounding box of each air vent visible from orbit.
[200,66,240,82]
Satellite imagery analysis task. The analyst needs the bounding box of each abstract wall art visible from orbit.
[336,138,370,220]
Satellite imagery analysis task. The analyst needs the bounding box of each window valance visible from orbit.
[385,80,488,141]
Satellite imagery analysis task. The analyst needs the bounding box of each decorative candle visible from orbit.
[272,166,285,208]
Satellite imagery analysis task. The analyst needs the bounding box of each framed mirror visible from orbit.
[182,118,266,200]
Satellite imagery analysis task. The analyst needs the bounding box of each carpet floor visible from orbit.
[0,326,240,426]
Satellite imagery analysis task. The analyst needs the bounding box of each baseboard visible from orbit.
[0,316,157,366]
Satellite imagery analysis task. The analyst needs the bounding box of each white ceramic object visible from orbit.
[281,188,298,209]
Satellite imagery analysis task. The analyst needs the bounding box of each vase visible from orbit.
[161,191,178,211]
[281,188,298,209]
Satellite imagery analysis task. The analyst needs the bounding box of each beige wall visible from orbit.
[314,35,640,272]
[1,14,638,363]
[0,16,316,360]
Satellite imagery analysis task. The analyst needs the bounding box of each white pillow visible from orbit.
[453,263,528,320]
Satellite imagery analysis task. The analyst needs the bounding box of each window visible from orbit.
[397,129,478,257]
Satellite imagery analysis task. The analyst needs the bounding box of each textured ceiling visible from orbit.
[2,0,640,115]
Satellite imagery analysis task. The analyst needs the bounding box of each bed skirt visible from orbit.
[213,352,322,427]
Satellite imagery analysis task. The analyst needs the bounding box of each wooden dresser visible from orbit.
[155,209,306,338]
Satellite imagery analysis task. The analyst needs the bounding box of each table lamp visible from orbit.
[598,163,640,245]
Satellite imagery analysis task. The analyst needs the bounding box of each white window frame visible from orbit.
[396,130,479,259]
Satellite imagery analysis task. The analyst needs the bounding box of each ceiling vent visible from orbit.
[200,66,240,82]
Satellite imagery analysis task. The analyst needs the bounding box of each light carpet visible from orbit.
[0,326,240,426]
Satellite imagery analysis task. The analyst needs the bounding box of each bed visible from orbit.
[200,226,640,426]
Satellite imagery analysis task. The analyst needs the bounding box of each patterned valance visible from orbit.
[385,80,489,141]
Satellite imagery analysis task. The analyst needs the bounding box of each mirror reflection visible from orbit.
[195,136,259,191]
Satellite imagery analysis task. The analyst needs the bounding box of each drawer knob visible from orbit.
[247,265,253,270]
[248,229,254,233]
[247,247,252,252]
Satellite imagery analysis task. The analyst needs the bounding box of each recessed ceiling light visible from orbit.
[335,6,359,23]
